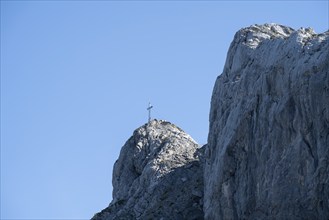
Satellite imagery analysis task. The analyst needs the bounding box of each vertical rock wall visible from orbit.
[205,24,329,219]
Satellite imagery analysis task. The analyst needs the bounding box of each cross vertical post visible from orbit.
[147,102,153,123]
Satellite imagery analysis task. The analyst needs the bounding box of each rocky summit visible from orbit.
[93,24,329,220]
[92,120,204,220]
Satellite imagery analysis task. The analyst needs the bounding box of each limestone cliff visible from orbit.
[92,24,329,220]
[205,23,329,219]
[92,120,204,220]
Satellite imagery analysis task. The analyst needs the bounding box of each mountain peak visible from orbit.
[92,119,204,219]
[93,24,329,220]
[233,23,326,49]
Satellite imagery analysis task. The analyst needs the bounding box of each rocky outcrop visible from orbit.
[92,24,329,220]
[92,120,204,220]
[205,24,329,219]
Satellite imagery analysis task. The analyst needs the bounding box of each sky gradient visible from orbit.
[1,1,328,219]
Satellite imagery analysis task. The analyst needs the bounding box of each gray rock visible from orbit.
[92,23,329,220]
[205,23,329,219]
[92,119,204,220]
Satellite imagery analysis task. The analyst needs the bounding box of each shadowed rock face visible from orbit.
[92,120,204,220]
[205,24,329,219]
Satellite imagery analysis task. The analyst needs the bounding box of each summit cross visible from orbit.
[147,102,153,123]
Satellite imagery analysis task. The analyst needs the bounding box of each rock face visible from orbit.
[92,120,204,220]
[205,24,329,219]
[93,24,329,220]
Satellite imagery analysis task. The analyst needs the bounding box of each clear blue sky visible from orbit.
[1,1,328,219]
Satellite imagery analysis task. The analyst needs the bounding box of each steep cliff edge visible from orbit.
[92,120,204,220]
[205,24,329,219]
